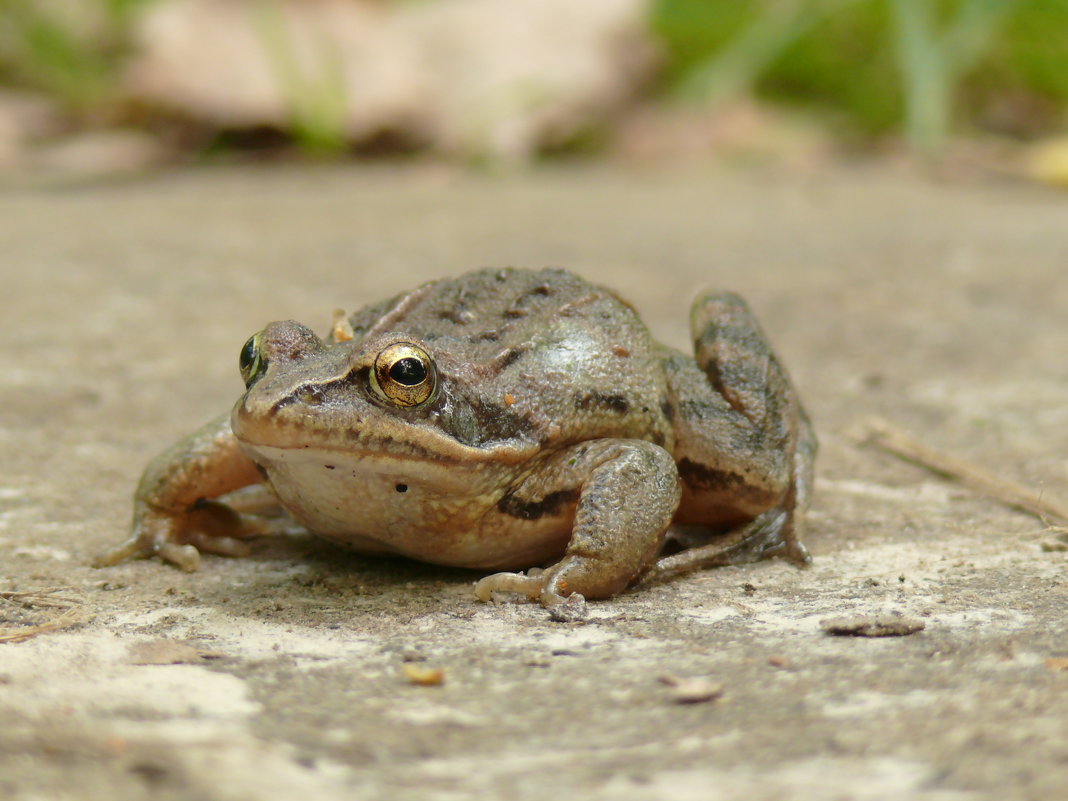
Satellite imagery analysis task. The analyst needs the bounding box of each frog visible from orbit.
[96,267,816,606]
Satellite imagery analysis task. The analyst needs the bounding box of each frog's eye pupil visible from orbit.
[239,333,267,388]
[239,336,257,373]
[389,357,427,386]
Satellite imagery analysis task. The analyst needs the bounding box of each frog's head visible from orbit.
[230,320,531,466]
[236,320,438,410]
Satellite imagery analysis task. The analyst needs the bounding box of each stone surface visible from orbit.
[1,163,1066,800]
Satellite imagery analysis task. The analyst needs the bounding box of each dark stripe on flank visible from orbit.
[575,392,630,414]
[497,488,578,521]
[677,458,746,491]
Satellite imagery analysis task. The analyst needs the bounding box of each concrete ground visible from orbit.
[1,163,1066,801]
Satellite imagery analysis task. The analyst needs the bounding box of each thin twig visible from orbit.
[861,417,1068,524]
[0,606,88,644]
[0,588,89,643]
[0,588,81,609]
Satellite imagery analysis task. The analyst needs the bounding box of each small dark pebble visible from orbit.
[821,613,926,637]
[548,593,589,623]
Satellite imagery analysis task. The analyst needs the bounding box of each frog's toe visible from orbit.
[91,519,201,571]
[769,532,812,566]
[93,507,200,569]
[185,533,250,559]
[94,500,258,571]
[474,570,547,603]
[155,541,202,571]
[475,566,586,606]
[184,500,262,553]
[91,534,159,568]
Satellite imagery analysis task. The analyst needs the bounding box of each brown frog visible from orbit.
[97,268,816,605]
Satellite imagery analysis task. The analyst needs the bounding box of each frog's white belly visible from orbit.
[240,444,574,570]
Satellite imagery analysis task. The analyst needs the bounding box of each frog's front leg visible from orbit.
[94,412,264,571]
[475,440,681,605]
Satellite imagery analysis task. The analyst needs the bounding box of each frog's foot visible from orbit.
[93,500,261,571]
[476,550,651,606]
[643,507,808,585]
[474,568,580,606]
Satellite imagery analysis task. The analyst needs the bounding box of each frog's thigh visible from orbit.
[476,439,681,605]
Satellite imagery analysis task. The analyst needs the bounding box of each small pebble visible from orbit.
[659,675,725,705]
[821,613,925,637]
[548,593,589,623]
[402,664,445,686]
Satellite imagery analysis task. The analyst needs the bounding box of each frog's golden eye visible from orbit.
[239,332,268,388]
[371,343,437,407]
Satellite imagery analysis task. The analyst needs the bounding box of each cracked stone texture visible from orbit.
[1,164,1066,801]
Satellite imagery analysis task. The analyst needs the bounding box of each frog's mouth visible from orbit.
[235,441,519,511]
[231,404,535,469]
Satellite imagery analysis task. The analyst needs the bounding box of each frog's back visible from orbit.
[349,267,674,450]
[348,268,619,345]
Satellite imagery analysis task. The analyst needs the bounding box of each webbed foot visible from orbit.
[93,500,260,571]
[96,413,266,571]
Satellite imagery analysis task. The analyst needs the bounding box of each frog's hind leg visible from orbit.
[665,290,816,572]
[646,508,788,585]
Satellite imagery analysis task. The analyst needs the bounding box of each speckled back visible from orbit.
[346,267,674,451]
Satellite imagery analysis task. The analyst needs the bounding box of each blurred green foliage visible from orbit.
[255,1,350,155]
[652,0,1068,151]
[0,0,152,109]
